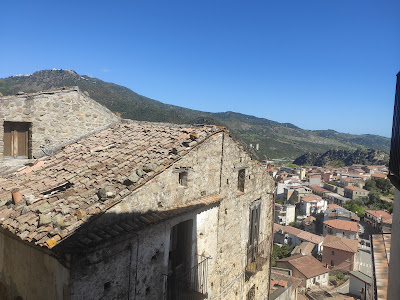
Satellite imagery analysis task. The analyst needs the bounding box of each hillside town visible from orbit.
[267,162,394,299]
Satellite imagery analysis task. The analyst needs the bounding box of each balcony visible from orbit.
[245,238,269,279]
[164,256,209,300]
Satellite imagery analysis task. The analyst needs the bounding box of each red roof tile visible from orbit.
[323,235,358,253]
[323,219,358,232]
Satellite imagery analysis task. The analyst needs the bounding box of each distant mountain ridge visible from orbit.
[0,69,391,160]
[293,149,389,167]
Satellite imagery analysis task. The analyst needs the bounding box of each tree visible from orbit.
[364,179,377,192]
[344,202,365,218]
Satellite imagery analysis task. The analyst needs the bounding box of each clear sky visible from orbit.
[1,0,399,137]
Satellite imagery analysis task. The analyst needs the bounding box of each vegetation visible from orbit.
[329,271,348,287]
[289,221,304,230]
[328,181,338,186]
[0,69,391,161]
[272,244,295,267]
[364,178,394,196]
[344,200,365,218]
[293,149,389,167]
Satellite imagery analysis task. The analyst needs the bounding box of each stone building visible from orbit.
[0,89,275,299]
[0,87,119,173]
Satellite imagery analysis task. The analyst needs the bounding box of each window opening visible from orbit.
[4,121,31,158]
[179,171,188,186]
[238,169,245,192]
[168,219,193,278]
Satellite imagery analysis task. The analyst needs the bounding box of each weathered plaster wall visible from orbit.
[0,87,119,159]
[0,231,70,300]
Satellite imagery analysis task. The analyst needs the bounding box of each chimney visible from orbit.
[11,188,22,204]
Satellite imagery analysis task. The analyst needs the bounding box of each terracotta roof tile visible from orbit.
[0,122,223,249]
[323,219,358,232]
[277,254,328,278]
[323,235,358,253]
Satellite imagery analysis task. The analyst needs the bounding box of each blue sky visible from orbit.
[1,1,399,137]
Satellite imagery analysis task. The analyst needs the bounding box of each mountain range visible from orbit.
[0,69,391,161]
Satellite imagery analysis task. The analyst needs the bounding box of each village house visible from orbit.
[273,224,324,255]
[323,206,360,223]
[323,192,351,207]
[299,195,327,216]
[321,235,358,271]
[344,185,369,200]
[276,254,329,289]
[284,186,312,204]
[364,210,393,233]
[0,88,275,300]
[274,203,296,226]
[301,216,316,233]
[309,184,330,197]
[291,241,315,256]
[323,219,359,239]
[269,270,302,300]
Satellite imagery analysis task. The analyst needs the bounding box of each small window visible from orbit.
[238,169,245,192]
[4,121,31,158]
[179,171,188,186]
[331,260,334,267]
[331,250,335,255]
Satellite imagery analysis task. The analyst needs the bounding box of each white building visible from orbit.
[300,195,327,216]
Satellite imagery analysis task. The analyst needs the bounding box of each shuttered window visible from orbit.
[248,202,261,264]
[3,122,30,158]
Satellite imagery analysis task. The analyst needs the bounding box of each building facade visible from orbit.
[0,89,275,300]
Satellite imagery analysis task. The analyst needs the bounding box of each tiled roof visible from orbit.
[365,210,392,218]
[274,223,324,244]
[372,234,391,300]
[322,235,358,253]
[270,270,302,298]
[328,204,342,209]
[345,185,360,191]
[309,184,330,193]
[323,219,358,232]
[277,254,328,279]
[300,195,321,202]
[0,121,222,249]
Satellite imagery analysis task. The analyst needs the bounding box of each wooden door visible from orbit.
[3,122,29,158]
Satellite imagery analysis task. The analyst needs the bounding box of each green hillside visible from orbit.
[0,69,391,160]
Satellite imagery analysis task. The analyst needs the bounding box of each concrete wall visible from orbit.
[0,230,70,300]
[349,275,371,299]
[0,87,119,160]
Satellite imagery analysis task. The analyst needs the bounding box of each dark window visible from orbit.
[4,121,30,158]
[331,260,334,267]
[332,250,335,255]
[246,285,255,300]
[179,171,188,186]
[169,220,193,277]
[248,202,261,264]
[238,169,245,192]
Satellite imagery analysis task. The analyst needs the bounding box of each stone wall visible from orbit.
[68,131,275,300]
[0,87,119,160]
